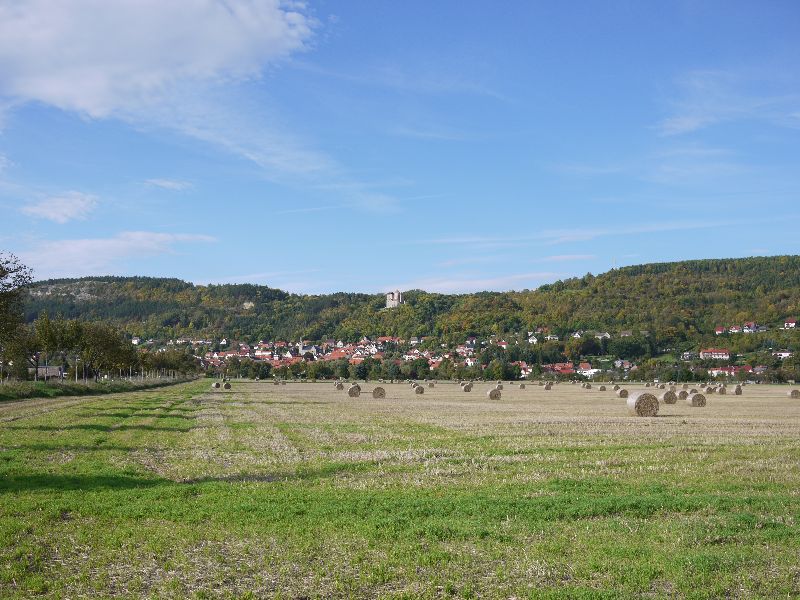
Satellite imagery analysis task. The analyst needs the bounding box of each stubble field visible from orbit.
[1,380,799,598]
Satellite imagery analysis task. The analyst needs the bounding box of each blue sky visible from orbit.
[1,1,799,293]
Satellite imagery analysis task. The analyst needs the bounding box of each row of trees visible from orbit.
[1,254,197,382]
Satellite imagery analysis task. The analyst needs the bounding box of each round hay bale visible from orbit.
[598,385,606,391]
[273,381,280,386]
[690,389,698,395]
[281,381,287,386]
[585,383,592,389]
[659,390,677,405]
[223,382,231,390]
[372,387,386,399]
[428,382,434,388]
[678,390,689,400]
[616,388,629,398]
[613,384,620,391]
[335,382,344,391]
[544,383,552,390]
[627,391,659,417]
[497,380,502,384]
[487,388,501,400]
[718,387,727,395]
[212,382,220,389]
[414,385,424,395]
[688,393,706,407]
[706,387,715,394]
[463,383,473,392]
[645,382,651,388]
[788,389,800,399]
[347,385,361,398]
[734,386,742,395]
[496,384,504,390]
[519,383,526,389]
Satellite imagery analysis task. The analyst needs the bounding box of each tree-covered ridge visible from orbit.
[24,256,800,345]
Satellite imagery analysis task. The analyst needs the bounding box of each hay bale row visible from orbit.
[627,391,659,417]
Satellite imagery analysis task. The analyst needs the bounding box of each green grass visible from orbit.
[0,377,194,402]
[1,380,799,598]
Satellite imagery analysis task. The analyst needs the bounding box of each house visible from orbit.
[699,348,731,360]
[595,332,611,340]
[619,331,633,338]
[729,325,742,334]
[785,318,797,329]
[714,327,725,336]
[681,351,699,361]
[773,350,793,360]
[527,334,538,345]
[131,337,141,345]
[571,331,583,339]
[544,334,559,341]
[742,322,756,334]
[708,365,753,377]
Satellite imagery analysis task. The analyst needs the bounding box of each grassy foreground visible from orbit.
[0,377,194,403]
[1,380,799,598]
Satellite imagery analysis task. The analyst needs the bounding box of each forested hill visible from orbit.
[24,256,800,345]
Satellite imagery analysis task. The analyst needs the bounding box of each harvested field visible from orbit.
[1,380,800,598]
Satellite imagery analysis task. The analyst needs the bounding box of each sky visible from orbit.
[1,1,799,294]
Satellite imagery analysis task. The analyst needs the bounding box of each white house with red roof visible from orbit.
[784,318,797,329]
[700,348,731,360]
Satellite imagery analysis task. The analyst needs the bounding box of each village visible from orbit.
[130,312,799,382]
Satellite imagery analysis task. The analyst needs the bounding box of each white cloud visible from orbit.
[21,191,98,223]
[0,2,404,214]
[145,178,193,191]
[19,231,215,279]
[0,0,314,117]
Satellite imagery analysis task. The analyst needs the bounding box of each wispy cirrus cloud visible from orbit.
[21,191,98,223]
[656,69,800,136]
[412,216,794,248]
[19,231,215,279]
[384,272,563,294]
[145,178,192,191]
